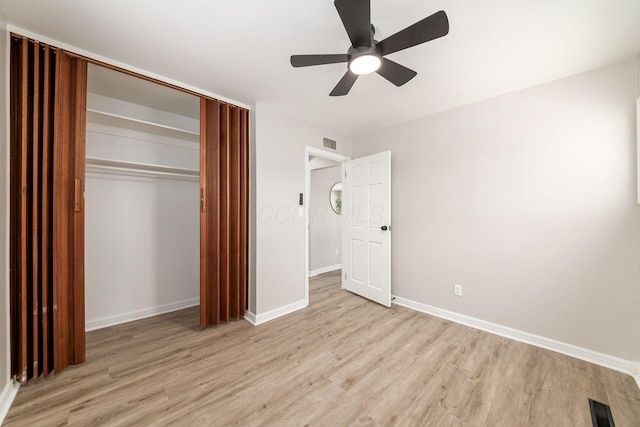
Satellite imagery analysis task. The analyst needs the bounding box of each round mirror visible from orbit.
[330,182,342,215]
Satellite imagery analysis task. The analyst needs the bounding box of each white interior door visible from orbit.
[342,151,391,307]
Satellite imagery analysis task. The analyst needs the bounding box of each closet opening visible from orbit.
[85,64,201,331]
[10,34,249,383]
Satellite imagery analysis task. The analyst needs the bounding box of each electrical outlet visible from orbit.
[454,284,463,297]
[336,248,339,255]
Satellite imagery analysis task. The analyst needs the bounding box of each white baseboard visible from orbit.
[632,363,640,391]
[309,264,342,277]
[393,296,640,388]
[244,299,307,326]
[0,380,20,425]
[244,311,257,326]
[86,297,199,331]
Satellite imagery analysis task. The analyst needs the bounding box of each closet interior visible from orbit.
[85,64,201,331]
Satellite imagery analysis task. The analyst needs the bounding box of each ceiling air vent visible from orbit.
[323,137,337,150]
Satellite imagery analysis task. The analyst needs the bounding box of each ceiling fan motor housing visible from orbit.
[348,45,381,60]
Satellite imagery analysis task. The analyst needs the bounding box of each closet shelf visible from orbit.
[86,157,199,181]
[87,109,199,143]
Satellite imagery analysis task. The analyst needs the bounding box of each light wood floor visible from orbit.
[5,271,640,426]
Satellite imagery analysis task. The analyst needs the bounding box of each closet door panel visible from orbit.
[40,45,55,376]
[53,50,87,370]
[219,103,230,323]
[228,106,241,319]
[10,36,30,382]
[200,98,221,327]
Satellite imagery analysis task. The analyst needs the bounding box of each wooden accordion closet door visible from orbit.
[199,98,249,327]
[9,35,86,383]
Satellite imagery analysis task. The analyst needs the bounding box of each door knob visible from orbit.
[381,225,388,231]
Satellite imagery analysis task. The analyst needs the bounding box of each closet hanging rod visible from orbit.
[86,157,199,180]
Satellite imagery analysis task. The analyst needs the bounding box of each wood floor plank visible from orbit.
[5,270,640,426]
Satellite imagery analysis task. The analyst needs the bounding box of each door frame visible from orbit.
[304,147,350,305]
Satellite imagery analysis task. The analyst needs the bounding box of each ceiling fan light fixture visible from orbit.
[289,0,450,96]
[349,54,381,75]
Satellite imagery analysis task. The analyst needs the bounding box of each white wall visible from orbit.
[0,11,13,412]
[353,58,640,362]
[637,54,640,204]
[309,165,341,272]
[85,93,200,329]
[85,175,200,328]
[253,104,352,315]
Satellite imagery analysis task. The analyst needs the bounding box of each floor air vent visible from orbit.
[588,398,615,427]
[323,137,336,150]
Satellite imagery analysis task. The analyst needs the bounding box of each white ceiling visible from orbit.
[2,0,639,136]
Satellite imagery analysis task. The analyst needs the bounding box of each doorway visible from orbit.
[304,147,350,305]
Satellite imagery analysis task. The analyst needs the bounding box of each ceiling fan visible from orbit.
[290,0,449,96]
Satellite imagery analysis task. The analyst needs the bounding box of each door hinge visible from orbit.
[344,273,347,280]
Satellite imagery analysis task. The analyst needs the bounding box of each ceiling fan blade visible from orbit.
[330,71,358,96]
[377,10,449,56]
[376,58,417,87]
[334,0,371,47]
[290,54,349,67]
